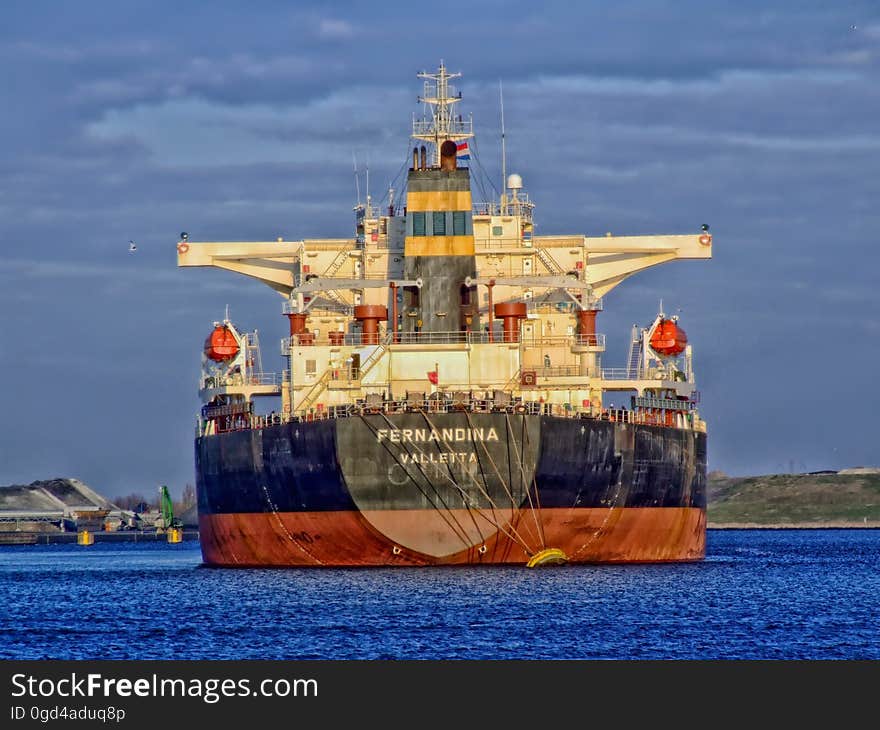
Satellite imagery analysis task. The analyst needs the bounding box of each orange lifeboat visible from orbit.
[204,325,240,362]
[649,318,687,357]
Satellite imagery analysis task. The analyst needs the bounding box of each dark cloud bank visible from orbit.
[1,1,877,496]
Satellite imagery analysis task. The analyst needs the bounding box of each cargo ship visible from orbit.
[177,63,712,567]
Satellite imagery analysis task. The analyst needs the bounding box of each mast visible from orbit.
[413,61,473,167]
[352,152,361,206]
[500,80,507,211]
[365,161,371,217]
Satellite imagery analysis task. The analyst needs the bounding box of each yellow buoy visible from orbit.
[167,527,183,544]
[526,547,568,568]
[77,530,94,546]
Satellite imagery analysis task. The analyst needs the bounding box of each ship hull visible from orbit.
[195,413,706,566]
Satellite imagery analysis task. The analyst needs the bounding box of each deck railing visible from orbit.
[201,372,284,389]
[199,393,704,437]
[281,331,606,348]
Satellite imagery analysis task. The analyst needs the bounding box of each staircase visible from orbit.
[317,249,353,311]
[295,336,391,414]
[535,247,565,275]
[626,325,642,378]
[323,249,349,278]
[355,337,391,380]
[296,370,333,413]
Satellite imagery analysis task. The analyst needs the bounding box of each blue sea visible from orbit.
[1,530,877,660]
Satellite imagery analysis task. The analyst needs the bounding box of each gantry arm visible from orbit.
[176,240,306,296]
[176,232,712,301]
[579,234,712,299]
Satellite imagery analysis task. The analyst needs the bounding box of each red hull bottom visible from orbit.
[198,507,706,566]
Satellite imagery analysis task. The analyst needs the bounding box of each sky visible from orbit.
[1,1,878,499]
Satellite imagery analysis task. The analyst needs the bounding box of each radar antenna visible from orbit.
[412,61,474,166]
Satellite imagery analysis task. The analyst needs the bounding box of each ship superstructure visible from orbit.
[177,63,712,567]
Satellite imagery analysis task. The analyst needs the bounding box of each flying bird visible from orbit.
[128,240,137,253]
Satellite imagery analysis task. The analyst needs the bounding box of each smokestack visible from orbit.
[419,145,427,170]
[403,138,477,335]
[440,140,457,171]
[412,147,418,170]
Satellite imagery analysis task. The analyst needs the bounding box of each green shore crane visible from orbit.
[157,485,182,532]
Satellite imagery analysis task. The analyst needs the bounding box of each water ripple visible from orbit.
[1,530,877,660]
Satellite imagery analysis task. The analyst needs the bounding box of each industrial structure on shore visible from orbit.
[0,479,196,544]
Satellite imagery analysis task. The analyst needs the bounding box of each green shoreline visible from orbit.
[707,471,880,527]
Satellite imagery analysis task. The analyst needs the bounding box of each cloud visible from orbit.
[317,18,355,39]
[85,91,411,167]
[858,22,880,40]
[0,257,179,282]
[2,0,880,489]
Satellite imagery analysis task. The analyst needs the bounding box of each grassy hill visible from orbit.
[707,472,880,527]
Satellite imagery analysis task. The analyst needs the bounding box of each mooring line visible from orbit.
[356,413,474,551]
[414,407,538,555]
[375,411,485,548]
[260,482,323,565]
[504,411,546,549]
[460,408,539,549]
[409,408,537,555]
[568,425,634,560]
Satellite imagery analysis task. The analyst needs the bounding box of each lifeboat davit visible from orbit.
[204,325,240,362]
[649,318,688,357]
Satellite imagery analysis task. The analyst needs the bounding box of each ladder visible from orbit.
[322,249,349,278]
[503,367,523,392]
[296,370,332,413]
[626,325,642,378]
[243,332,263,378]
[535,247,565,275]
[315,249,353,311]
[355,336,391,380]
[295,336,391,414]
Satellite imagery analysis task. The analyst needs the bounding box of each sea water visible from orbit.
[1,530,877,660]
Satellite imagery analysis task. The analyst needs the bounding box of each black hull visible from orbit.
[195,414,706,566]
[197,414,706,515]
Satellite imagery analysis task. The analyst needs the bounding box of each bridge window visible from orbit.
[432,212,446,236]
[453,211,467,235]
[412,212,426,236]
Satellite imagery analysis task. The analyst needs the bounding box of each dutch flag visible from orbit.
[456,141,470,161]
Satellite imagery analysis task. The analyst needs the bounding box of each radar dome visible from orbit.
[507,173,523,190]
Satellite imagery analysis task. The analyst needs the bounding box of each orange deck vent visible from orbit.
[649,318,688,357]
[494,302,527,343]
[204,325,240,362]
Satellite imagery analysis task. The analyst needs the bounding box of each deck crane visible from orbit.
[156,485,182,533]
